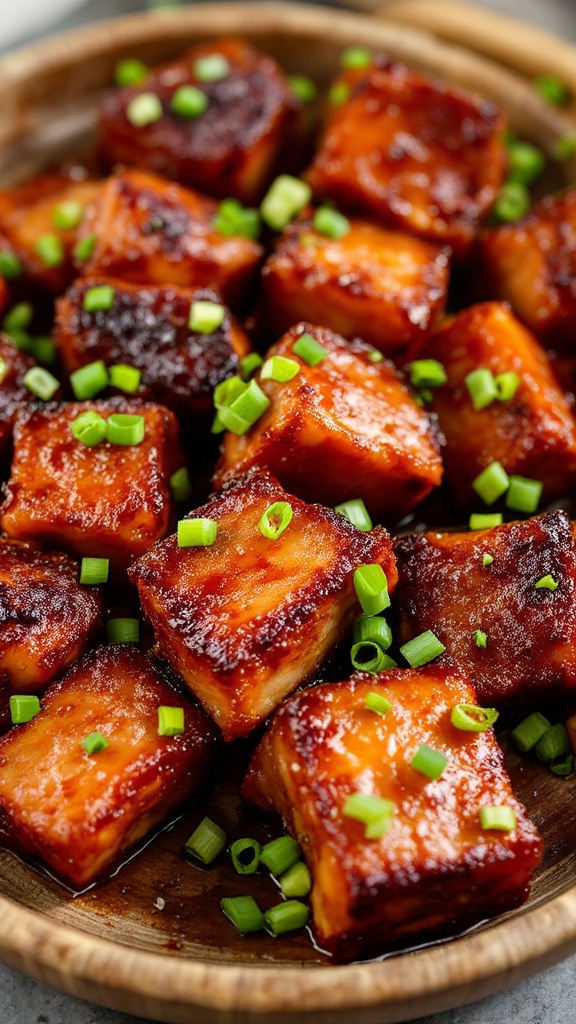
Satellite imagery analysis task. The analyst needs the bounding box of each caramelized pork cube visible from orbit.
[0,645,217,889]
[130,469,397,739]
[1,399,182,568]
[0,335,35,465]
[214,323,443,522]
[479,188,576,347]
[244,668,542,960]
[55,278,251,421]
[394,510,576,707]
[99,39,298,205]
[0,538,103,692]
[305,58,507,258]
[259,211,449,358]
[418,302,576,507]
[77,170,263,307]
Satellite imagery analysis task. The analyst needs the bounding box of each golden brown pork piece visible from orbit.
[305,58,507,259]
[130,468,397,740]
[1,398,183,569]
[99,39,299,205]
[244,668,542,961]
[214,323,443,523]
[416,302,576,508]
[258,210,450,358]
[77,170,263,307]
[0,335,35,465]
[394,510,576,707]
[0,645,218,889]
[54,278,251,421]
[479,188,576,347]
[0,538,103,693]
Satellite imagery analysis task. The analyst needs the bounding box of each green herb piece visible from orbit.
[260,355,300,382]
[535,723,569,763]
[158,706,185,737]
[229,838,262,876]
[292,333,327,367]
[194,54,230,82]
[259,836,302,876]
[505,475,542,514]
[23,367,59,401]
[169,467,192,502]
[177,517,218,547]
[71,410,107,447]
[469,513,503,530]
[472,461,510,505]
[106,618,140,644]
[259,501,293,540]
[220,895,264,934]
[474,629,488,649]
[400,630,445,668]
[364,691,393,716]
[79,557,109,585]
[126,92,163,126]
[279,861,312,898]
[82,732,109,754]
[465,367,497,411]
[106,413,145,446]
[410,744,447,781]
[189,300,225,334]
[450,704,499,732]
[170,85,208,118]
[115,58,148,87]
[52,200,84,230]
[493,182,530,222]
[0,251,23,280]
[353,564,390,616]
[70,360,109,400]
[288,74,317,103]
[340,46,372,69]
[479,805,516,831]
[534,73,570,106]
[109,364,141,394]
[35,233,64,268]
[9,695,40,725]
[260,175,312,231]
[535,574,558,592]
[333,498,372,532]
[185,817,226,865]
[264,900,309,936]
[511,712,552,752]
[312,206,350,239]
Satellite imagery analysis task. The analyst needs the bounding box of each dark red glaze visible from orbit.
[0,335,36,465]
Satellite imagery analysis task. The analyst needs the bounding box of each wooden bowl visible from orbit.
[1,5,576,1023]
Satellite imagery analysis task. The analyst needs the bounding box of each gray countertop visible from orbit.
[1,1,576,1022]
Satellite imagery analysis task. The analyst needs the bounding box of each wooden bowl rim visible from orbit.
[0,4,576,1020]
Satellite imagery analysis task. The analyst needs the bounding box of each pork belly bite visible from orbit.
[258,211,449,358]
[0,538,103,693]
[394,510,576,707]
[305,58,506,258]
[214,323,443,522]
[54,278,251,421]
[244,668,542,960]
[479,188,576,347]
[129,469,397,739]
[0,335,35,466]
[77,170,263,307]
[1,399,182,569]
[416,302,576,507]
[0,645,217,889]
[99,39,298,205]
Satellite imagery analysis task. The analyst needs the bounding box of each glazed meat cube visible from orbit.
[0,645,217,889]
[77,170,263,307]
[244,668,542,960]
[55,278,251,421]
[0,538,103,693]
[130,469,397,739]
[417,302,576,507]
[1,398,183,569]
[214,323,443,523]
[0,335,35,465]
[258,211,450,358]
[479,188,576,347]
[394,510,576,707]
[305,58,507,258]
[99,39,298,205]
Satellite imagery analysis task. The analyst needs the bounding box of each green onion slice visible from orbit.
[70,360,109,400]
[410,744,447,781]
[505,139,545,185]
[469,513,503,530]
[178,518,218,548]
[534,73,570,106]
[9,695,41,725]
[550,753,574,777]
[259,836,302,877]
[194,54,230,82]
[353,614,392,651]
[158,706,185,737]
[52,201,85,231]
[106,413,146,446]
[451,704,499,732]
[288,74,317,104]
[169,467,192,502]
[342,792,395,838]
[350,642,396,674]
[82,732,109,754]
[35,233,64,268]
[472,461,510,505]
[535,574,558,591]
[479,805,516,831]
[465,367,497,411]
[170,85,208,118]
[3,302,33,332]
[400,629,445,668]
[126,92,163,127]
[258,501,293,540]
[115,58,148,87]
[71,410,107,447]
[221,895,264,935]
[340,46,372,69]
[495,371,520,401]
[409,359,447,389]
[329,82,351,106]
[312,206,350,239]
[106,617,140,644]
[260,175,312,231]
[109,364,141,394]
[353,564,390,616]
[292,333,327,367]
[535,723,569,763]
[493,182,530,222]
[511,712,552,753]
[185,817,226,865]
[482,553,494,567]
[189,300,226,334]
[229,837,262,876]
[74,234,97,263]
[79,557,109,585]
[23,367,59,401]
[364,691,393,716]
[264,900,309,936]
[505,475,542,514]
[0,251,24,280]
[333,498,372,532]
[279,861,312,898]
[213,199,260,240]
[474,629,488,649]
[260,355,300,382]
[239,353,264,380]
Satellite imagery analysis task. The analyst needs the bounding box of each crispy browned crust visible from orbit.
[0,335,35,465]
[394,510,576,706]
[0,644,218,889]
[130,468,397,739]
[214,322,443,522]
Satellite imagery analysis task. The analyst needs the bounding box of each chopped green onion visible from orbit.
[495,371,520,401]
[367,348,383,363]
[535,723,569,763]
[74,234,97,262]
[158,706,185,737]
[82,732,109,754]
[474,629,488,649]
[218,378,270,434]
[340,46,372,70]
[194,54,230,82]
[169,466,192,502]
[70,360,109,400]
[126,92,163,127]
[409,359,447,388]
[189,300,225,334]
[554,134,576,161]
[506,140,545,185]
[264,900,309,936]
[3,302,33,332]
[260,175,312,231]
[0,250,24,280]
[35,233,64,268]
[465,367,497,411]
[333,498,372,532]
[83,285,115,313]
[23,367,59,401]
[106,617,140,644]
[550,753,573,777]
[364,691,392,716]
[109,364,141,394]
[472,461,510,505]
[400,629,445,668]
[239,353,263,380]
[329,82,350,106]
[292,333,327,367]
[493,182,530,222]
[534,73,570,106]
[288,74,317,104]
[342,792,395,838]
[9,695,40,725]
[106,413,145,446]
[482,553,494,567]
[80,557,109,585]
[511,712,552,752]
[220,895,264,935]
[260,355,300,382]
[170,85,208,119]
[535,574,559,591]
[259,836,302,876]
[178,517,218,548]
[0,357,6,384]
[353,613,392,651]
[32,337,57,367]
[350,642,396,674]
[279,861,312,898]
[4,327,32,352]
[213,198,260,240]
[450,703,499,732]
[259,501,293,540]
[505,475,542,514]
[410,744,447,781]
[52,200,84,231]
[115,58,148,87]
[479,805,516,831]
[71,410,107,447]
[213,374,246,409]
[312,206,350,239]
[185,817,226,865]
[353,564,390,616]
[469,513,503,530]
[229,838,262,876]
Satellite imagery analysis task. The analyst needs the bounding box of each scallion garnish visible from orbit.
[185,817,227,865]
[465,367,497,411]
[342,792,395,838]
[482,553,494,567]
[109,364,141,394]
[71,410,108,447]
[505,475,542,514]
[554,134,576,161]
[229,838,262,876]
[353,614,392,651]
[3,302,33,333]
[340,46,372,69]
[194,54,230,82]
[353,564,390,616]
[80,557,109,585]
[213,199,260,240]
[35,233,64,268]
[265,900,310,936]
[350,642,396,674]
[0,250,24,280]
[550,753,574,777]
[494,370,520,401]
[82,732,109,754]
[52,201,85,231]
[221,895,264,935]
[158,706,185,736]
[23,367,59,401]
[534,73,570,106]
[505,139,545,186]
[451,704,499,732]
[9,695,40,725]
[260,355,300,383]
[178,518,218,548]
[288,74,317,104]
[364,691,393,716]
[472,461,510,505]
[126,92,163,127]
[312,206,350,239]
[74,234,97,263]
[114,58,148,87]
[169,466,192,502]
[217,378,270,435]
[511,712,552,752]
[399,630,445,668]
[259,836,302,876]
[535,723,569,763]
[535,574,558,591]
[260,175,312,231]
[170,85,208,119]
[239,353,264,380]
[409,359,447,389]
[279,861,312,898]
[469,513,503,530]
[474,629,488,649]
[410,744,447,781]
[106,413,145,446]
[479,805,516,831]
[106,618,140,644]
[83,285,115,313]
[292,333,327,367]
[70,360,109,400]
[258,501,293,540]
[189,300,225,334]
[329,82,350,106]
[493,182,530,222]
[333,498,372,532]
